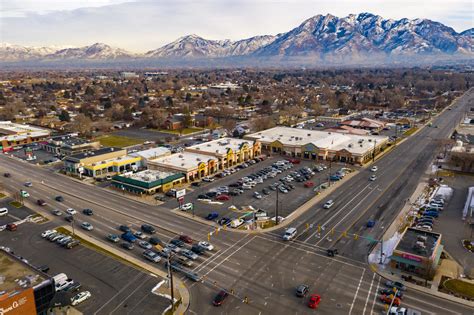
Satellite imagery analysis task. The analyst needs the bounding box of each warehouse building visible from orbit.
[0,121,50,152]
[245,126,388,165]
[111,170,184,194]
[390,228,443,279]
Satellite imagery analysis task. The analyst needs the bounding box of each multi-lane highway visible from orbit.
[1,89,472,314]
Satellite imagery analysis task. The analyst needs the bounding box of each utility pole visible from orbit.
[167,255,175,313]
[71,217,75,237]
[328,159,332,187]
[275,188,279,225]
[379,238,384,264]
[372,139,377,162]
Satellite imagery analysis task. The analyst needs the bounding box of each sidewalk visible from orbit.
[61,226,190,315]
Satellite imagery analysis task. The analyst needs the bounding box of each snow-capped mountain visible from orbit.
[145,34,277,58]
[253,13,473,57]
[46,43,135,60]
[0,43,67,61]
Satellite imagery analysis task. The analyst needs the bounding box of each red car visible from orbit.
[212,290,228,306]
[304,181,314,188]
[287,158,301,164]
[379,294,400,306]
[37,199,46,206]
[308,294,321,309]
[216,194,230,201]
[179,235,193,244]
[6,223,17,231]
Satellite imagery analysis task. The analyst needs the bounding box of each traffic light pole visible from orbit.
[167,255,175,312]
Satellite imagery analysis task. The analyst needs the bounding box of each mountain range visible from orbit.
[1,13,472,64]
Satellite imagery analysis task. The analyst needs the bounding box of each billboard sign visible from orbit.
[0,288,37,315]
[175,189,186,198]
[401,253,423,262]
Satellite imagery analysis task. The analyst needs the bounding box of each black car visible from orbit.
[55,196,64,202]
[198,194,210,199]
[119,225,131,233]
[82,208,93,216]
[66,240,80,249]
[218,217,231,226]
[229,183,240,188]
[296,284,309,297]
[191,244,206,255]
[149,237,162,245]
[64,282,82,292]
[170,239,184,247]
[3,173,11,177]
[36,265,50,273]
[141,224,156,234]
[206,192,218,198]
[379,288,403,298]
[213,290,229,306]
[121,242,134,250]
[191,182,200,187]
[65,215,74,222]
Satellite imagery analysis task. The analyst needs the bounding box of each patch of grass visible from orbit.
[403,127,419,137]
[159,127,203,135]
[9,201,23,208]
[443,279,474,299]
[96,135,143,148]
[0,193,6,199]
[55,227,149,273]
[259,220,276,229]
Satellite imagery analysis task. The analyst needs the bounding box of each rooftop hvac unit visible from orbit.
[360,144,363,147]
[415,241,426,248]
[179,155,183,158]
[348,144,352,148]
[368,139,372,142]
[196,158,201,161]
[207,144,211,147]
[307,134,311,136]
[417,235,428,242]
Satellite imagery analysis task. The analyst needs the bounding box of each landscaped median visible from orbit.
[442,278,474,301]
[58,226,190,314]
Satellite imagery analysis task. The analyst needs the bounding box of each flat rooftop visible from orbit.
[67,147,123,160]
[48,135,93,147]
[188,138,254,155]
[150,151,217,170]
[117,169,181,183]
[0,249,46,293]
[130,147,170,160]
[246,126,388,155]
[395,228,441,258]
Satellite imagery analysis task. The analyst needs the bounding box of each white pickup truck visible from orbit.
[388,306,421,315]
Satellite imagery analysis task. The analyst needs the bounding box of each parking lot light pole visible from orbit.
[167,255,175,313]
[71,217,75,237]
[275,189,279,225]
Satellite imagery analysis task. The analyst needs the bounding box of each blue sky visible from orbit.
[1,0,472,52]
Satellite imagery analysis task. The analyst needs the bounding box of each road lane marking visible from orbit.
[369,275,380,315]
[349,268,365,315]
[315,185,379,246]
[362,272,376,315]
[303,184,372,242]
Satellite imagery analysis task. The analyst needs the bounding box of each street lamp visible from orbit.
[166,254,176,313]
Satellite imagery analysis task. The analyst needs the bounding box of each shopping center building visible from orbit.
[245,126,388,165]
[111,169,185,194]
[0,121,50,152]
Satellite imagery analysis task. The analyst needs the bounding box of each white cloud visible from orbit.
[1,0,472,52]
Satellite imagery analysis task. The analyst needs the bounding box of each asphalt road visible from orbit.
[0,89,473,314]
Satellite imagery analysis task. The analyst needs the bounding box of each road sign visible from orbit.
[177,196,184,203]
[175,189,186,198]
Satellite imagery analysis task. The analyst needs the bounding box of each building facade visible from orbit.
[111,170,185,194]
[390,228,443,279]
[0,121,50,152]
[245,126,388,165]
[41,135,101,157]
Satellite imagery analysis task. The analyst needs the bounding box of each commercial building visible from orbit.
[41,135,101,157]
[0,121,50,152]
[63,147,141,178]
[111,170,185,194]
[245,126,388,165]
[390,228,443,279]
[129,147,171,167]
[0,249,56,315]
[148,138,261,182]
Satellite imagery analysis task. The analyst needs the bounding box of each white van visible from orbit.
[283,227,297,241]
[0,208,8,217]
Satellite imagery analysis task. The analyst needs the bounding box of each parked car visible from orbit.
[304,181,314,188]
[216,194,230,201]
[107,234,120,243]
[202,176,214,182]
[253,192,262,199]
[191,244,206,254]
[371,166,378,172]
[6,223,17,231]
[141,224,156,234]
[218,217,231,226]
[198,241,214,251]
[179,235,193,244]
[181,203,193,211]
[385,280,406,291]
[296,284,309,297]
[66,240,80,249]
[308,294,321,309]
[198,194,210,200]
[213,290,229,306]
[369,175,377,181]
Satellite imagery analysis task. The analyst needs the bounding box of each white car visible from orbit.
[371,166,378,172]
[369,175,377,181]
[253,192,262,199]
[181,203,193,211]
[71,291,91,306]
[202,176,214,182]
[66,208,77,215]
[81,222,93,231]
[323,200,335,209]
[41,230,56,238]
[198,241,214,251]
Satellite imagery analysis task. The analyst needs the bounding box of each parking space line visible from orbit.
[109,276,151,314]
[369,276,380,315]
[348,268,365,315]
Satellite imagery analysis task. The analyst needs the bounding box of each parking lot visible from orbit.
[0,221,170,314]
[0,196,35,226]
[166,156,356,227]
